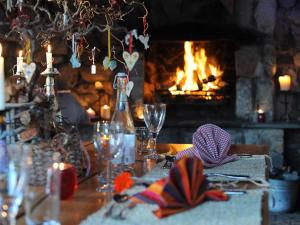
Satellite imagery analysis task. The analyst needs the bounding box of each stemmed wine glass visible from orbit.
[93,121,124,192]
[143,103,166,160]
[0,143,31,225]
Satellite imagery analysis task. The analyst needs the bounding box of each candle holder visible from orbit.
[257,109,265,123]
[279,91,292,122]
[41,67,62,123]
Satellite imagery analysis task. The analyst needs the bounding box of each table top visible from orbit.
[17,143,269,225]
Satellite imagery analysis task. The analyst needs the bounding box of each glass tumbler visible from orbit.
[25,152,61,225]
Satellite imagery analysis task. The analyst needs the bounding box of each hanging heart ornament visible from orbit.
[122,51,139,71]
[138,35,150,50]
[22,62,36,83]
[126,81,134,97]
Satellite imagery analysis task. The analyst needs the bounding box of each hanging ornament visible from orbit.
[17,0,23,12]
[70,34,81,68]
[7,0,13,12]
[122,51,139,71]
[124,29,138,45]
[91,47,96,74]
[22,63,36,83]
[138,34,150,50]
[125,80,134,97]
[63,1,69,27]
[123,31,139,71]
[103,27,116,71]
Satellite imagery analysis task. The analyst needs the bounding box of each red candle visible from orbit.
[60,163,78,200]
[257,109,265,123]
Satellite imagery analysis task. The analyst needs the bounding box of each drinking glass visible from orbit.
[94,121,124,192]
[143,103,166,159]
[0,143,31,225]
[25,152,61,225]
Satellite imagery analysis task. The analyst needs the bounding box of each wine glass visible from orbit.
[143,103,166,159]
[94,121,124,192]
[0,143,31,225]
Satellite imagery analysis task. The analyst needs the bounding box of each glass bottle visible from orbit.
[111,73,136,171]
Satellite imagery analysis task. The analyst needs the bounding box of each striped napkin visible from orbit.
[176,124,238,167]
[131,157,228,218]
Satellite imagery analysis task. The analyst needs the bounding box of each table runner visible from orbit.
[80,186,264,225]
[143,155,267,182]
[80,156,267,225]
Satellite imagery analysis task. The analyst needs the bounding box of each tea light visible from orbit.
[46,45,53,69]
[59,163,78,200]
[95,81,103,90]
[279,75,291,91]
[257,109,265,123]
[86,107,96,119]
[100,105,110,120]
[16,50,23,74]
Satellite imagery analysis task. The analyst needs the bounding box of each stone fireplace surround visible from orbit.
[133,0,300,170]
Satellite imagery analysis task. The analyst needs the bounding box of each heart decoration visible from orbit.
[22,62,36,83]
[126,81,134,97]
[70,53,81,68]
[125,29,138,45]
[138,35,150,50]
[103,57,117,71]
[122,51,139,71]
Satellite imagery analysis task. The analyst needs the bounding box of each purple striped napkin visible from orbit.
[176,124,238,167]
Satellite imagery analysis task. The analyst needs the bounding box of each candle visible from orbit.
[257,109,265,123]
[59,163,77,200]
[279,75,291,91]
[100,105,111,120]
[95,81,103,90]
[16,50,23,74]
[86,107,96,118]
[46,45,53,69]
[0,44,5,110]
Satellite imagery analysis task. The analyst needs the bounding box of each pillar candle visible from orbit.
[100,105,111,120]
[16,50,23,74]
[46,45,53,69]
[0,44,5,110]
[279,75,291,91]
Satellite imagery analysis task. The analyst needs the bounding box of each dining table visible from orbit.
[16,142,269,225]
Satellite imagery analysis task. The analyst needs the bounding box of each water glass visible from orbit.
[0,143,31,225]
[25,152,61,225]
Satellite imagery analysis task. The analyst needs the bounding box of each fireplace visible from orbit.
[144,38,238,122]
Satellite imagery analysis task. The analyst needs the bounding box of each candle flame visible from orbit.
[103,105,109,109]
[0,44,2,57]
[19,50,22,57]
[257,109,264,114]
[48,45,51,53]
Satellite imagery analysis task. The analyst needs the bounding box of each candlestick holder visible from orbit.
[41,67,62,123]
[280,91,292,122]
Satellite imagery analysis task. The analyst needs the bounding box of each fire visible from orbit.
[169,41,225,96]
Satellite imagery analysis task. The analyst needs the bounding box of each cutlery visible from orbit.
[206,173,250,180]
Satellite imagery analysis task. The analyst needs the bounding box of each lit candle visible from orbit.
[16,50,23,74]
[94,81,103,90]
[279,75,291,91]
[59,163,77,200]
[86,107,96,118]
[100,105,111,120]
[0,44,5,110]
[257,109,265,123]
[46,45,53,69]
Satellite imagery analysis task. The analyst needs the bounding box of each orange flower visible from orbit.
[114,172,134,193]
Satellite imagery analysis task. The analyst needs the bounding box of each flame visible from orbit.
[169,41,224,96]
[19,50,22,57]
[0,44,2,57]
[48,45,51,53]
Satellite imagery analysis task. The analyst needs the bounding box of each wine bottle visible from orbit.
[111,73,136,168]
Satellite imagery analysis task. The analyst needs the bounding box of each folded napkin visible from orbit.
[176,124,238,167]
[131,157,228,218]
